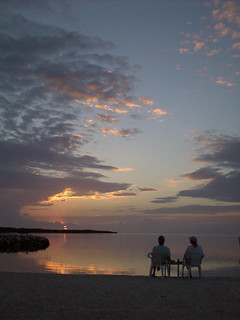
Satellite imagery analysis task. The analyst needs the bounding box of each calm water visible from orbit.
[0,233,239,277]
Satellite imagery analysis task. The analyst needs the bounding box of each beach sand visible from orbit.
[0,272,239,320]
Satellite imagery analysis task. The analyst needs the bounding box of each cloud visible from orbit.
[95,114,118,123]
[151,196,178,204]
[139,187,158,192]
[182,167,221,180]
[147,133,240,214]
[179,48,190,54]
[216,76,236,86]
[147,108,167,119]
[212,1,240,27]
[192,134,240,168]
[112,192,137,197]
[232,41,240,49]
[178,171,240,202]
[100,128,142,137]
[206,49,221,56]
[138,98,154,105]
[0,11,146,226]
[193,41,206,52]
[178,0,240,64]
[178,133,240,202]
[144,204,240,215]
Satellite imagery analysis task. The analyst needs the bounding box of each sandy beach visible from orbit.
[0,272,239,320]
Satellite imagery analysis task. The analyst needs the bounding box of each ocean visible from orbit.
[0,233,239,277]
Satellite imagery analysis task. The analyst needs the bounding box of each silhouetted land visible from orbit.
[0,227,117,234]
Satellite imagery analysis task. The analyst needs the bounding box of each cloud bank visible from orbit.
[150,132,240,214]
[1,11,154,226]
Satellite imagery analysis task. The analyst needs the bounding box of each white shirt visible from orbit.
[184,244,204,257]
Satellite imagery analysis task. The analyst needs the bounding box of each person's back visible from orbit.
[150,235,171,276]
[152,243,170,255]
[185,244,204,256]
[184,236,204,258]
[183,236,204,278]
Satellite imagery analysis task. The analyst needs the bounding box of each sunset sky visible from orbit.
[1,0,240,234]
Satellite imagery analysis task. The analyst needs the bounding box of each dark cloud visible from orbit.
[0,12,139,226]
[151,196,178,204]
[179,171,240,202]
[182,167,221,180]
[112,193,137,197]
[139,187,158,192]
[147,133,240,214]
[118,128,142,137]
[192,134,240,169]
[178,133,240,203]
[144,205,240,215]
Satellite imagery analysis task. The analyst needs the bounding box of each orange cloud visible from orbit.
[124,102,141,108]
[95,104,114,111]
[85,119,96,126]
[113,167,134,172]
[114,109,129,114]
[147,108,167,118]
[179,48,190,54]
[95,114,117,123]
[193,41,206,52]
[138,97,154,105]
[212,2,240,39]
[100,127,140,137]
[232,42,240,49]
[40,188,137,205]
[40,188,75,205]
[212,1,240,26]
[206,49,221,56]
[169,179,180,184]
[216,76,236,86]
[214,22,231,37]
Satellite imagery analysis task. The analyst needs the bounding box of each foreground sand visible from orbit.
[0,272,239,320]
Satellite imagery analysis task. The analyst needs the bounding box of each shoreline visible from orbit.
[0,227,117,234]
[1,272,239,319]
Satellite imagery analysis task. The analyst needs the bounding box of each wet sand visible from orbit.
[0,272,239,320]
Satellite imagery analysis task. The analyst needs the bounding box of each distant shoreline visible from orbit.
[0,227,117,234]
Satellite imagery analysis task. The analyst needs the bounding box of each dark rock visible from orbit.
[0,234,50,253]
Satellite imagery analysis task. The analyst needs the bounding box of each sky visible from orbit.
[0,0,240,234]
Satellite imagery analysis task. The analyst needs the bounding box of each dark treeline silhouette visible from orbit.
[0,227,117,234]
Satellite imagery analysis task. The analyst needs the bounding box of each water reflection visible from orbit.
[37,259,133,275]
[0,233,239,277]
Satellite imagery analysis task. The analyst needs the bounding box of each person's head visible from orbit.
[158,235,165,245]
[189,236,198,247]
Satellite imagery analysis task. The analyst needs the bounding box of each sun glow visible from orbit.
[38,188,135,206]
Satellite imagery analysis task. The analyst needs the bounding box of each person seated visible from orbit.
[183,236,204,277]
[151,235,171,277]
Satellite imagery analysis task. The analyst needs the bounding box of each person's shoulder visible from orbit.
[185,245,192,252]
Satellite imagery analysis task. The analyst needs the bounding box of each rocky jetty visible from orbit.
[0,234,50,253]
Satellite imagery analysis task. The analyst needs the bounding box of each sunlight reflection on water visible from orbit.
[0,233,239,277]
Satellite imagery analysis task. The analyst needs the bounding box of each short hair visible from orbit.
[158,235,165,245]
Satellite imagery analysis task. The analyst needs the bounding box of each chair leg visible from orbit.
[168,265,171,277]
[198,266,202,278]
[149,264,153,277]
